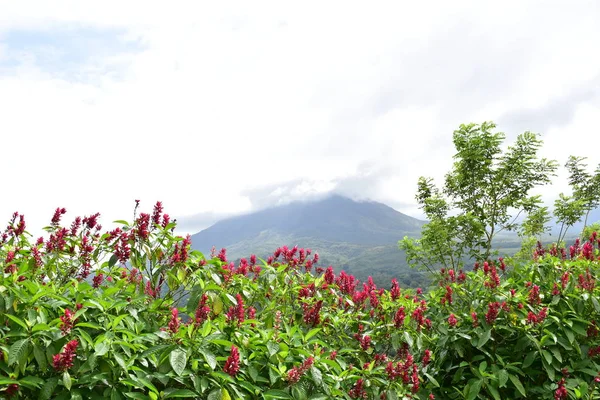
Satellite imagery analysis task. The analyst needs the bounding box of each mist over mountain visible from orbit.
[190,195,428,287]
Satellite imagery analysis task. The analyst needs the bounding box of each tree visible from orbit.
[554,156,600,242]
[400,121,558,272]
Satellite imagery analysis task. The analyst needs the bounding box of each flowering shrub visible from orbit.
[1,202,600,399]
[425,236,600,399]
[0,203,434,399]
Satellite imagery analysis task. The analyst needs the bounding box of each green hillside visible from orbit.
[190,195,428,288]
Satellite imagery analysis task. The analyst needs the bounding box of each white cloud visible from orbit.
[1,1,599,235]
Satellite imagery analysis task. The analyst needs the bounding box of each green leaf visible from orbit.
[40,377,58,400]
[75,322,103,329]
[550,347,562,363]
[267,341,280,357]
[114,352,128,371]
[207,389,220,400]
[304,328,321,342]
[8,338,30,366]
[170,348,187,376]
[201,349,217,370]
[498,369,509,388]
[63,371,72,391]
[310,366,323,387]
[111,314,129,329]
[423,372,440,387]
[108,254,119,267]
[479,361,488,375]
[403,331,414,347]
[509,374,526,397]
[5,314,28,331]
[466,379,483,400]
[592,296,600,312]
[123,393,150,400]
[263,389,294,399]
[164,389,199,398]
[522,351,536,368]
[33,343,48,370]
[541,349,552,365]
[477,329,491,348]
[95,341,110,356]
[486,382,502,400]
[19,375,44,388]
[32,323,50,333]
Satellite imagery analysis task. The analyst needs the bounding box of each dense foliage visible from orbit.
[2,201,600,399]
[400,121,558,272]
[1,203,434,399]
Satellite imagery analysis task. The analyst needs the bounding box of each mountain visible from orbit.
[190,195,429,288]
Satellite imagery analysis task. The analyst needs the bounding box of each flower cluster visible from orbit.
[59,308,76,335]
[286,356,314,384]
[52,340,79,372]
[223,345,240,376]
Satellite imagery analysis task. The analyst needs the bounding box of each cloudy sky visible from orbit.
[1,1,599,235]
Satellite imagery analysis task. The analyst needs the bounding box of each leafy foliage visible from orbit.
[1,202,600,398]
[555,157,600,243]
[400,121,558,271]
[0,203,434,399]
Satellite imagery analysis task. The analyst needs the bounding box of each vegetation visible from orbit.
[2,121,600,399]
[400,122,558,273]
[554,156,600,244]
[191,195,426,288]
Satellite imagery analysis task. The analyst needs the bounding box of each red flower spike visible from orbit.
[223,346,240,376]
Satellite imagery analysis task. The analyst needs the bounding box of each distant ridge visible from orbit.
[190,195,429,287]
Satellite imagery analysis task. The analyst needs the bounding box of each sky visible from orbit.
[1,1,599,236]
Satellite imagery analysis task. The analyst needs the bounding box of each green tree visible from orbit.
[554,156,600,242]
[400,121,558,271]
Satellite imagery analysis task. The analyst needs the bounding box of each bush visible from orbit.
[0,203,433,399]
[1,202,600,399]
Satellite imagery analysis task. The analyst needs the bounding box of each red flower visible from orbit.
[349,378,367,399]
[152,201,163,225]
[93,273,104,288]
[168,308,180,334]
[53,339,79,372]
[195,294,211,326]
[422,349,431,365]
[528,285,541,305]
[223,346,240,376]
[448,313,458,327]
[286,356,314,384]
[51,207,67,226]
[471,312,479,327]
[394,307,406,328]
[390,278,401,300]
[60,308,76,335]
[555,378,568,400]
[486,302,500,324]
[5,384,19,398]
